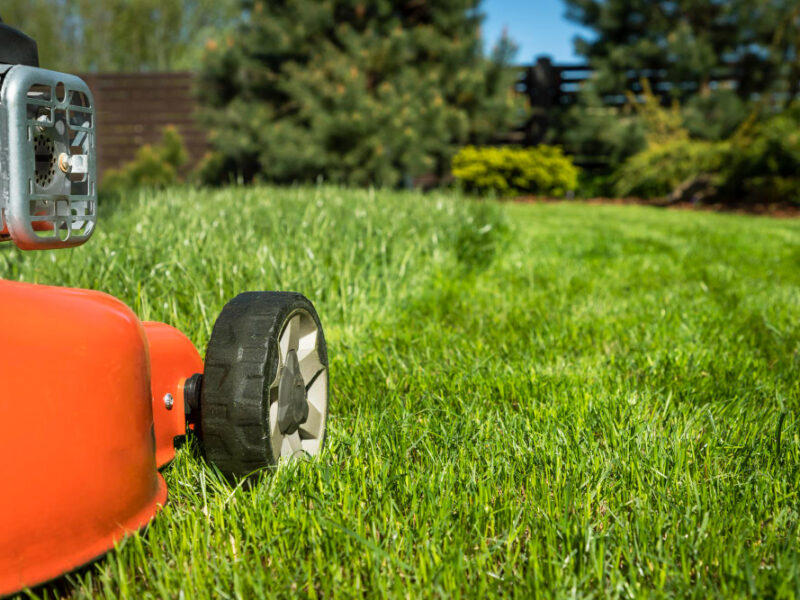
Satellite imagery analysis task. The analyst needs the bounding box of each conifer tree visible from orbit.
[199,0,520,186]
[564,0,798,100]
[559,0,799,167]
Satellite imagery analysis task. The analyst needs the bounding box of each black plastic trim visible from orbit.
[0,22,39,67]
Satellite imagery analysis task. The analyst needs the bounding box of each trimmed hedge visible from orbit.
[452,145,579,197]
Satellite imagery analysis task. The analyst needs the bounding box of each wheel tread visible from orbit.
[199,292,327,478]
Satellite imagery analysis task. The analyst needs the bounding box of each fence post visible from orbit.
[526,56,560,145]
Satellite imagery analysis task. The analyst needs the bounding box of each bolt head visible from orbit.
[58,153,70,173]
[163,393,174,410]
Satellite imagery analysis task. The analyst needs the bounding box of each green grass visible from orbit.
[9,186,800,598]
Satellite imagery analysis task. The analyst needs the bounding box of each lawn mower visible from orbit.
[0,20,329,596]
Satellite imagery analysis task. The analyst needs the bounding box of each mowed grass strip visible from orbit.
[7,187,800,598]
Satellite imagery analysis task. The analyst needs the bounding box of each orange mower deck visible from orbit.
[0,280,200,596]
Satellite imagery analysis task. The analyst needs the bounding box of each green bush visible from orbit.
[558,86,646,169]
[560,106,646,169]
[613,104,800,203]
[452,145,579,197]
[706,106,800,203]
[613,139,729,198]
[740,176,800,204]
[683,90,748,141]
[102,126,188,193]
[725,109,800,187]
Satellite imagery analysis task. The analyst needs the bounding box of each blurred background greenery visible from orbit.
[4,0,800,205]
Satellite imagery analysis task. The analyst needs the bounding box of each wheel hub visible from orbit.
[277,349,308,435]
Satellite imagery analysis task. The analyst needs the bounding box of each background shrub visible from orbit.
[102,126,188,194]
[682,90,748,141]
[559,86,646,170]
[722,107,800,202]
[452,145,579,197]
[613,140,728,198]
[612,103,800,203]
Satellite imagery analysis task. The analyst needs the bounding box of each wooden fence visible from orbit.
[79,72,207,182]
[515,56,800,144]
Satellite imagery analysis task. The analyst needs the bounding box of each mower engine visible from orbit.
[0,35,95,249]
[0,19,329,597]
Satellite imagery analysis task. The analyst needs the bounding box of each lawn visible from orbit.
[9,186,800,598]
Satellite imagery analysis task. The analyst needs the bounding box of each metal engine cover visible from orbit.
[0,65,96,249]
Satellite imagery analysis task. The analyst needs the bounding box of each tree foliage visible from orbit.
[557,85,645,170]
[564,0,800,101]
[557,1,800,172]
[198,0,522,187]
[1,0,238,72]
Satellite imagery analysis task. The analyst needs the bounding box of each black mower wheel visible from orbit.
[198,292,329,478]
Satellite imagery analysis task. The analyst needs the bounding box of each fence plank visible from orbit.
[79,72,207,182]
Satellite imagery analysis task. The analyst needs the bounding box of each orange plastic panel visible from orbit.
[143,321,203,467]
[0,280,166,596]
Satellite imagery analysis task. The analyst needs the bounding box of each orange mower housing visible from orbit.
[0,280,201,595]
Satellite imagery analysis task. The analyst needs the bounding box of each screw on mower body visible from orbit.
[0,17,330,597]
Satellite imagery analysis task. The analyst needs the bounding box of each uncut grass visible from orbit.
[7,187,800,598]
